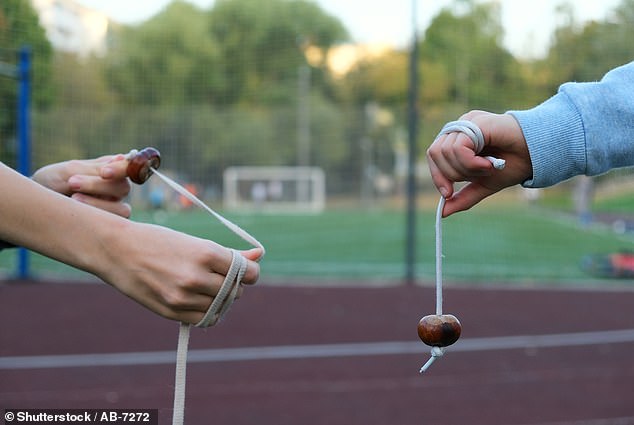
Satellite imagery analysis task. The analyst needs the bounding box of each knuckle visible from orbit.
[66,159,83,170]
[161,285,191,309]
[460,110,483,121]
[439,142,454,157]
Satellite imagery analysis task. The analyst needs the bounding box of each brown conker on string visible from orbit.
[417,314,462,347]
[126,147,161,184]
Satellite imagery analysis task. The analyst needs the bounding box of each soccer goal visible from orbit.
[223,166,325,213]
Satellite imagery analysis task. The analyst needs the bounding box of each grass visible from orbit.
[2,201,631,285]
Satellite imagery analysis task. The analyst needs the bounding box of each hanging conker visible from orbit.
[126,147,161,184]
[417,314,462,347]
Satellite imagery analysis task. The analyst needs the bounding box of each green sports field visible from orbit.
[2,198,631,285]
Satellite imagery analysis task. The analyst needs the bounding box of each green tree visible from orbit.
[341,50,409,107]
[420,0,529,111]
[207,0,348,105]
[544,0,634,87]
[0,0,53,164]
[106,0,222,105]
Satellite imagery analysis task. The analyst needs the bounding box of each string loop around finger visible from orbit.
[437,120,505,170]
[437,120,485,153]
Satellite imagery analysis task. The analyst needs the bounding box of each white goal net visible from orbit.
[223,166,325,213]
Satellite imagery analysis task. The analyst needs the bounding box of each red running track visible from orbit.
[1,280,634,425]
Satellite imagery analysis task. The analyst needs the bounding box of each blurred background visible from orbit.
[1,0,633,285]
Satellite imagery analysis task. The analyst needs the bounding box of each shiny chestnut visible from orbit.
[417,314,462,347]
[126,147,161,184]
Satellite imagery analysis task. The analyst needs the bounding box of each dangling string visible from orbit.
[435,196,445,317]
[144,166,263,425]
[419,196,446,373]
[420,121,505,374]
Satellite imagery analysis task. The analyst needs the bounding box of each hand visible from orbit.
[96,220,264,324]
[32,154,132,218]
[426,111,533,217]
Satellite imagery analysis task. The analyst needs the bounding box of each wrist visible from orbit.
[87,215,136,281]
[508,92,586,188]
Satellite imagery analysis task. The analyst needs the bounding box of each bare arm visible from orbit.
[0,162,262,323]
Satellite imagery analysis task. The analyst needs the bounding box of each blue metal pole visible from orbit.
[17,46,32,279]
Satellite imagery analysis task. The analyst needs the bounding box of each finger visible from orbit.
[242,247,264,262]
[100,155,129,180]
[69,174,131,200]
[426,152,455,198]
[442,182,497,217]
[239,248,263,284]
[65,157,113,178]
[195,272,228,298]
[452,146,494,176]
[241,260,260,286]
[431,133,473,182]
[444,133,494,176]
[71,193,132,218]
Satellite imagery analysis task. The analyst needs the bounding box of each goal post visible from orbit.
[223,166,325,213]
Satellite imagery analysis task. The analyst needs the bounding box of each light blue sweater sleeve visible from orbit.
[508,61,634,188]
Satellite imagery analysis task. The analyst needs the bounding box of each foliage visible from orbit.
[419,0,528,111]
[542,0,634,88]
[8,0,634,198]
[207,0,347,105]
[106,1,221,105]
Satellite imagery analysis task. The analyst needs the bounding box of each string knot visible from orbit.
[431,346,444,357]
[419,346,446,374]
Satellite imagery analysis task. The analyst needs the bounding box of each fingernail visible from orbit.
[440,187,449,198]
[68,176,81,191]
[101,167,114,178]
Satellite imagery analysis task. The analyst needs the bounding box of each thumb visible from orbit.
[442,183,497,217]
[100,155,128,180]
[241,247,265,262]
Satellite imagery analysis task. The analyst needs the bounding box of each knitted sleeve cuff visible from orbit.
[507,91,587,188]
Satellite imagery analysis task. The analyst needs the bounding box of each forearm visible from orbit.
[0,163,127,275]
[509,61,634,188]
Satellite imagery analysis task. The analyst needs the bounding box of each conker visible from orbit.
[417,314,462,347]
[126,147,161,184]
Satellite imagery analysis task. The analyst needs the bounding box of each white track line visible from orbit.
[1,328,634,370]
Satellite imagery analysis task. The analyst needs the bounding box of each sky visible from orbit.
[78,0,622,59]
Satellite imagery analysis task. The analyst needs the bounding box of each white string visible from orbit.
[437,120,506,170]
[151,168,265,252]
[143,166,262,425]
[195,250,246,328]
[435,196,445,316]
[421,121,505,374]
[419,196,446,373]
[172,322,190,425]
